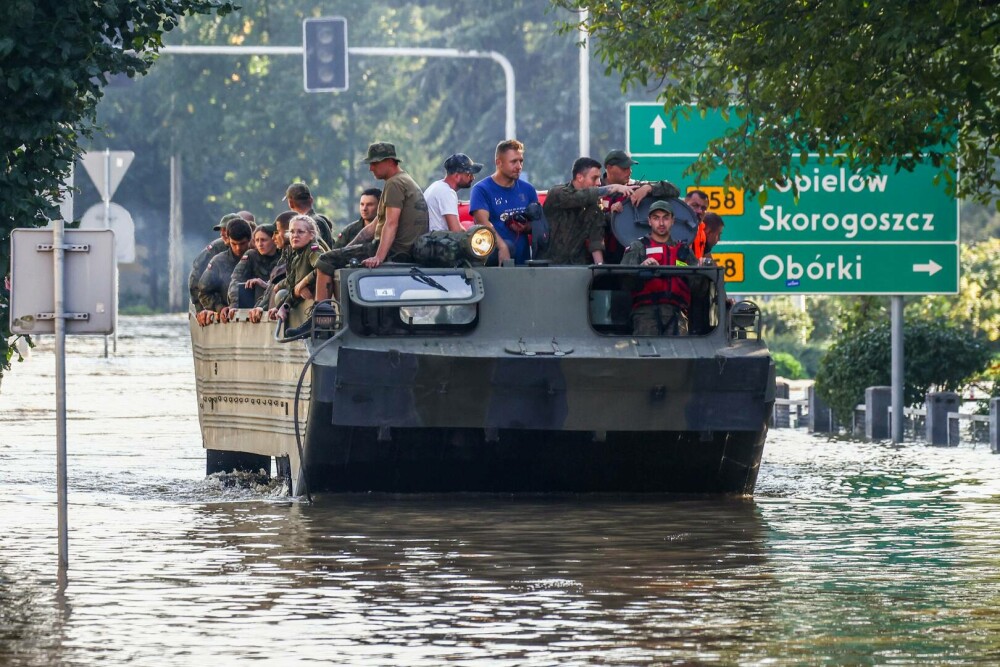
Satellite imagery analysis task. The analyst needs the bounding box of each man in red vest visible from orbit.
[621,200,695,335]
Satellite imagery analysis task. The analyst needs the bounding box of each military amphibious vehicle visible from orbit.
[190,217,775,496]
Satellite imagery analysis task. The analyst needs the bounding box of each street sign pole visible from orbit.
[53,219,69,584]
[891,296,904,443]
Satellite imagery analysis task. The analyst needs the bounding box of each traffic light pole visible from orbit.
[160,45,517,138]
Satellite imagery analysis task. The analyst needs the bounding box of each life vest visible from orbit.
[692,222,707,260]
[631,237,692,310]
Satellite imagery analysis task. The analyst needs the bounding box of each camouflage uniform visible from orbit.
[188,237,227,306]
[254,245,292,309]
[539,182,606,265]
[197,249,242,312]
[305,208,335,249]
[228,249,281,307]
[276,243,323,310]
[331,217,367,249]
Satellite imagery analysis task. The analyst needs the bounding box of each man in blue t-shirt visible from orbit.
[469,138,540,265]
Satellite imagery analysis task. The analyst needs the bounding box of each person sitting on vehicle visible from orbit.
[331,188,381,249]
[425,153,483,233]
[224,223,280,316]
[540,157,635,265]
[284,182,335,248]
[188,213,239,307]
[469,139,539,265]
[313,142,429,302]
[265,215,323,321]
[247,211,301,323]
[621,201,695,336]
[196,217,252,326]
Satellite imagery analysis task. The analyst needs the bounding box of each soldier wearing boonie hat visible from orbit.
[311,142,429,302]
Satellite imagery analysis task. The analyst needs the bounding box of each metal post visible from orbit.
[103,149,111,358]
[578,10,590,158]
[891,296,904,443]
[168,155,184,311]
[54,220,69,580]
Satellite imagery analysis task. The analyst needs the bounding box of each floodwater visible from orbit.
[3,315,1000,665]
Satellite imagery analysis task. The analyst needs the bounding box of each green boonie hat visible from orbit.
[649,200,674,215]
[361,142,400,164]
[604,149,638,168]
[283,182,312,202]
[214,213,241,231]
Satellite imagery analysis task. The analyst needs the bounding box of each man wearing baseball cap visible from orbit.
[601,148,683,262]
[283,181,335,248]
[423,153,483,232]
[621,200,696,336]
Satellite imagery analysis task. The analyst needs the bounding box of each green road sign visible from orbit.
[711,242,959,295]
[624,103,960,294]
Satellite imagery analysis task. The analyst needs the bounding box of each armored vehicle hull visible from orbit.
[190,264,774,495]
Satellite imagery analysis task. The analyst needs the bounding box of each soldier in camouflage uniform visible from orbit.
[266,215,324,320]
[226,224,280,310]
[332,188,381,249]
[195,218,252,326]
[601,149,682,262]
[188,213,239,307]
[284,182,335,249]
[621,201,695,336]
[540,157,635,265]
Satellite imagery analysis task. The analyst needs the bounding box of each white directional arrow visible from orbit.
[913,259,942,276]
[650,115,667,146]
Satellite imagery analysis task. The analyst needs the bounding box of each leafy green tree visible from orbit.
[556,1,1000,206]
[910,239,1000,342]
[815,319,993,424]
[0,0,235,380]
[760,296,813,341]
[87,0,658,309]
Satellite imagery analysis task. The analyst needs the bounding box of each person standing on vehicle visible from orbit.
[601,149,682,262]
[469,139,539,265]
[313,142,429,301]
[331,188,381,249]
[540,157,635,265]
[284,182,335,249]
[621,201,695,335]
[425,153,483,232]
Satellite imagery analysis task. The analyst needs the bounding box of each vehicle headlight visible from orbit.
[466,225,495,258]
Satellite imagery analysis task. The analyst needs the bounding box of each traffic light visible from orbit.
[303,17,348,93]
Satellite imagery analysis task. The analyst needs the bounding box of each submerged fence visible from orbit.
[772,382,999,452]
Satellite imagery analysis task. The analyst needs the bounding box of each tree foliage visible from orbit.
[814,319,993,424]
[0,0,235,379]
[909,238,1000,342]
[556,1,1000,206]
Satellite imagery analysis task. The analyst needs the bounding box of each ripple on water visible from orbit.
[3,316,1000,664]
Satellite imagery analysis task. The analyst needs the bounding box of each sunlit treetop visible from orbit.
[557,0,1000,206]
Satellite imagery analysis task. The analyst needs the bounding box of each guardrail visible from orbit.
[771,381,998,452]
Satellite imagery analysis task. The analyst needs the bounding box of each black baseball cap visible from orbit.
[444,153,483,174]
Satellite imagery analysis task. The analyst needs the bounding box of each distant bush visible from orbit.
[815,319,993,423]
[773,351,805,380]
[766,334,827,378]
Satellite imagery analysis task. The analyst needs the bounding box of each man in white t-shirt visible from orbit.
[423,153,483,232]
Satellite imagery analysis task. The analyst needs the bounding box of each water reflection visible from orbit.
[3,317,1000,664]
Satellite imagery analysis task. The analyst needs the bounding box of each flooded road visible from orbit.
[3,315,1000,665]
